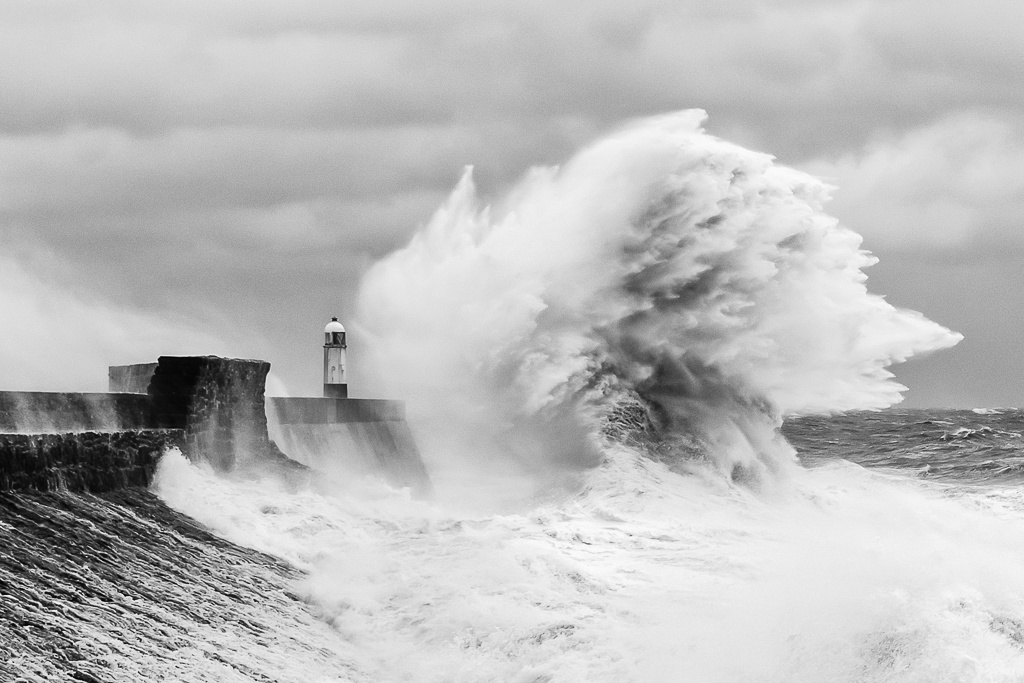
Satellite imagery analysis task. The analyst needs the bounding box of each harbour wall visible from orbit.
[0,429,183,492]
[268,397,431,497]
[0,391,152,433]
[0,356,430,495]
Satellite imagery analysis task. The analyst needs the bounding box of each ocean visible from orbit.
[6,110,1020,681]
[787,408,1024,484]
[144,407,1024,682]
[9,409,1024,682]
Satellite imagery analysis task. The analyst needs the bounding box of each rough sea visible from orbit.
[142,407,1024,682]
[11,408,1024,681]
[8,110,1021,681]
[787,408,1024,484]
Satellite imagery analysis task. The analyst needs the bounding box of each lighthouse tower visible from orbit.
[323,317,348,399]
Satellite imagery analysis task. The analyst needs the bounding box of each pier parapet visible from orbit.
[0,318,430,495]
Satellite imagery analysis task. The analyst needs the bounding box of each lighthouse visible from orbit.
[323,317,348,399]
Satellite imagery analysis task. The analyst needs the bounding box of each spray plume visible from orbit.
[356,111,961,487]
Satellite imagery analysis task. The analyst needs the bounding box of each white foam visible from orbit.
[154,448,1024,682]
[153,111,985,680]
[355,110,961,488]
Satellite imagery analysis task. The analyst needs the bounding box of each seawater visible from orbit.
[151,110,1019,681]
[153,408,1024,682]
[788,408,1024,484]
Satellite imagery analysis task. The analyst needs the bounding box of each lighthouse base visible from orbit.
[323,384,348,399]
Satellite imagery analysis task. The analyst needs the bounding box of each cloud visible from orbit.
[0,118,587,342]
[864,0,1024,78]
[0,126,454,217]
[0,250,230,392]
[1,1,1020,150]
[1,0,1022,402]
[802,113,1024,251]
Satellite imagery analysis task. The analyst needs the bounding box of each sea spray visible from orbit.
[355,110,961,494]
[153,443,1024,682]
[145,110,1024,682]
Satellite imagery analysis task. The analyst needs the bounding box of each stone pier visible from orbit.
[0,355,430,495]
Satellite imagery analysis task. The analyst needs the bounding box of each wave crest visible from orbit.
[356,110,961,486]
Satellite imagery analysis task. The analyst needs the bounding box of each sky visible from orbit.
[1,0,1022,407]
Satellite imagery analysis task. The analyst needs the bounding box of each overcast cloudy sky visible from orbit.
[2,0,1022,407]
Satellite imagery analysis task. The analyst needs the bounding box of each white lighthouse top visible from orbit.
[324,317,345,333]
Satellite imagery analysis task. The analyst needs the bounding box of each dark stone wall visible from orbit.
[268,397,405,424]
[271,422,431,496]
[350,419,431,496]
[149,356,294,472]
[0,356,429,495]
[0,429,184,493]
[268,398,431,496]
[108,363,158,393]
[0,357,303,492]
[0,392,152,433]
[323,383,348,399]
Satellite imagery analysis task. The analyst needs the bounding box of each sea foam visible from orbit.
[150,111,1023,682]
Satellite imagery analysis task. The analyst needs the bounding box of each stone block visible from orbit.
[0,430,185,493]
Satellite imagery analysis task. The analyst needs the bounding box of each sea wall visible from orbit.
[149,356,293,472]
[0,356,293,492]
[269,397,405,423]
[0,356,430,495]
[0,391,152,433]
[0,429,184,492]
[108,362,159,393]
[268,397,431,496]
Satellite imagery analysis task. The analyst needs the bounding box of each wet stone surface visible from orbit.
[0,488,364,682]
[0,431,183,493]
[149,356,296,473]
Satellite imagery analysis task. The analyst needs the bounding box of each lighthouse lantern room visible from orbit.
[323,316,348,399]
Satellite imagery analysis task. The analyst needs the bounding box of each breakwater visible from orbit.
[0,430,182,493]
[0,392,152,433]
[0,356,293,493]
[0,354,430,680]
[268,397,431,497]
[145,356,294,473]
[0,355,430,494]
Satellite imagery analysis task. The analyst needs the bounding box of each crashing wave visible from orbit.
[356,110,961,487]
